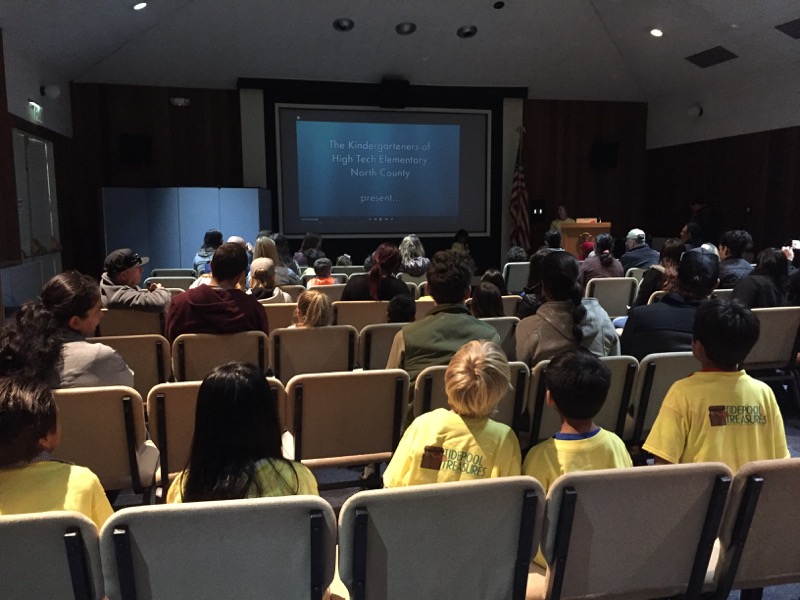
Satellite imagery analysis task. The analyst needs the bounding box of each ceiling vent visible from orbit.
[685,46,738,68]
[775,17,800,39]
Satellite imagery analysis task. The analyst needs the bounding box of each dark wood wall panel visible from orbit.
[646,126,800,250]
[0,30,21,265]
[521,99,648,247]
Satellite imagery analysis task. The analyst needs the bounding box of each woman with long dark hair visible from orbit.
[578,233,623,288]
[341,242,412,301]
[167,362,318,502]
[732,248,789,308]
[515,252,619,366]
[0,271,133,388]
[632,237,683,307]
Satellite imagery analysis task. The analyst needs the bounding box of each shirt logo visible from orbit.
[420,445,487,477]
[708,405,768,426]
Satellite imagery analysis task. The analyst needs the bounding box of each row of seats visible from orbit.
[4,459,799,599]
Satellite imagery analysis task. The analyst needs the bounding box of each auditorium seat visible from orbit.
[278,284,306,301]
[260,301,297,333]
[502,294,521,317]
[480,315,519,360]
[143,275,196,290]
[97,308,164,336]
[584,277,638,319]
[88,334,171,399]
[503,261,530,295]
[358,323,405,370]
[171,331,268,381]
[332,300,389,331]
[307,283,346,302]
[415,298,435,319]
[302,273,348,285]
[150,268,196,277]
[269,325,357,383]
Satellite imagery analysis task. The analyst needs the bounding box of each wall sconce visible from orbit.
[170,97,191,107]
[40,85,62,100]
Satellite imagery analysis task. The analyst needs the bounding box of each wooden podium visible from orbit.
[561,221,612,257]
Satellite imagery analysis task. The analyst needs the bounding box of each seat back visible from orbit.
[584,277,638,318]
[713,458,800,596]
[278,284,306,301]
[629,351,701,444]
[338,476,544,600]
[480,316,519,360]
[625,267,646,283]
[285,370,408,468]
[171,331,268,381]
[0,511,104,600]
[51,386,159,492]
[358,323,405,370]
[332,300,390,330]
[99,496,336,600]
[415,299,435,319]
[88,334,171,399]
[269,325,357,383]
[502,295,521,316]
[307,283,346,302]
[710,288,733,300]
[648,290,667,304]
[143,276,195,290]
[97,309,164,336]
[396,272,427,285]
[744,306,800,370]
[503,261,530,294]
[301,273,348,285]
[406,281,419,298]
[332,265,366,276]
[150,268,196,277]
[260,302,297,333]
[540,463,731,600]
[413,362,529,432]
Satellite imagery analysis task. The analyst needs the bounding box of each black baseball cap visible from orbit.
[104,248,149,275]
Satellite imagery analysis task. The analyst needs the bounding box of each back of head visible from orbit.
[626,228,646,248]
[471,282,504,318]
[719,230,752,259]
[300,232,322,252]
[270,233,293,265]
[506,246,528,263]
[313,257,332,278]
[387,294,416,323]
[546,350,611,420]
[304,248,322,265]
[445,340,510,419]
[677,251,719,299]
[427,250,474,304]
[253,236,279,263]
[480,269,508,296]
[754,248,789,287]
[184,362,285,501]
[693,299,759,369]
[202,229,223,251]
[211,242,248,282]
[336,254,353,266]
[296,289,331,327]
[541,252,586,342]
[594,233,615,266]
[368,243,401,300]
[659,237,684,266]
[0,376,57,467]
[400,234,425,261]
[544,229,562,249]
[249,257,276,290]
[526,248,554,289]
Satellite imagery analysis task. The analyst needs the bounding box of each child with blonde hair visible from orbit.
[293,289,331,328]
[383,340,521,487]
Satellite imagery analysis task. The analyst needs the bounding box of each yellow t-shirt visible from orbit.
[0,461,113,529]
[522,428,632,493]
[167,457,318,503]
[383,408,521,487]
[643,370,790,473]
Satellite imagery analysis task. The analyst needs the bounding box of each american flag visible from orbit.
[509,130,531,251]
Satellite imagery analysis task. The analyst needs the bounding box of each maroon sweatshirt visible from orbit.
[165,285,269,341]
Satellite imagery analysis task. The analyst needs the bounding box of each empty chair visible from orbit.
[285,369,409,469]
[332,300,390,331]
[503,261,530,294]
[150,268,196,277]
[143,276,196,290]
[278,284,306,301]
[481,316,520,360]
[414,361,530,433]
[584,277,638,318]
[358,323,405,370]
[51,386,159,496]
[269,325,357,383]
[0,511,104,600]
[624,267,647,283]
[415,298,435,319]
[260,301,298,333]
[502,294,521,317]
[97,308,164,336]
[338,476,544,600]
[87,334,171,399]
[171,331,268,381]
[99,496,336,600]
[711,458,800,599]
[307,283,346,302]
[527,462,732,600]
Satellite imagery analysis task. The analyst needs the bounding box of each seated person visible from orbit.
[0,271,133,388]
[306,258,335,287]
[0,376,114,527]
[470,282,504,318]
[523,350,632,493]
[631,238,683,307]
[341,243,411,301]
[168,362,318,502]
[620,228,659,271]
[383,340,521,487]
[387,294,416,323]
[292,290,331,328]
[248,258,292,303]
[100,248,171,311]
[544,229,563,251]
[731,248,789,308]
[481,269,508,295]
[399,234,431,277]
[620,251,718,361]
[193,229,223,275]
[577,233,624,289]
[718,230,754,288]
[643,299,789,473]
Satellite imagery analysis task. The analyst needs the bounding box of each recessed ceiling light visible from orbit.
[650,28,663,37]
[457,25,478,39]
[493,1,505,8]
[333,18,355,32]
[133,2,147,10]
[395,22,417,36]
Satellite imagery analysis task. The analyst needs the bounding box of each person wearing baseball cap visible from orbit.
[620,228,660,271]
[100,248,171,311]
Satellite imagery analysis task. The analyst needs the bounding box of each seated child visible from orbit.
[306,257,335,287]
[383,340,521,487]
[644,298,789,472]
[0,376,113,528]
[470,282,505,318]
[293,289,331,328]
[387,294,416,323]
[523,349,632,493]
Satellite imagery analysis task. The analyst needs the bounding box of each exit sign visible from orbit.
[27,101,43,124]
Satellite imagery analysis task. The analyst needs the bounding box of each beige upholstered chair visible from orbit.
[99,496,337,600]
[396,271,427,285]
[413,361,530,434]
[301,273,348,285]
[268,325,357,383]
[51,386,159,496]
[97,308,164,336]
[527,463,732,600]
[307,283,346,302]
[584,277,638,318]
[338,476,544,600]
[0,511,105,600]
[624,267,647,283]
[502,294,521,316]
[331,266,366,277]
[260,301,297,333]
[88,334,171,399]
[278,284,306,301]
[711,458,800,599]
[503,261,530,294]
[332,300,390,331]
[171,331,268,381]
[647,290,667,304]
[284,369,409,469]
[481,315,520,360]
[406,281,419,298]
[143,275,195,290]
[150,268,196,277]
[358,323,405,370]
[415,298,435,319]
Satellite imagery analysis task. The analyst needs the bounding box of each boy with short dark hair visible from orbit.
[387,294,416,323]
[306,257,335,287]
[523,350,632,492]
[644,298,789,472]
